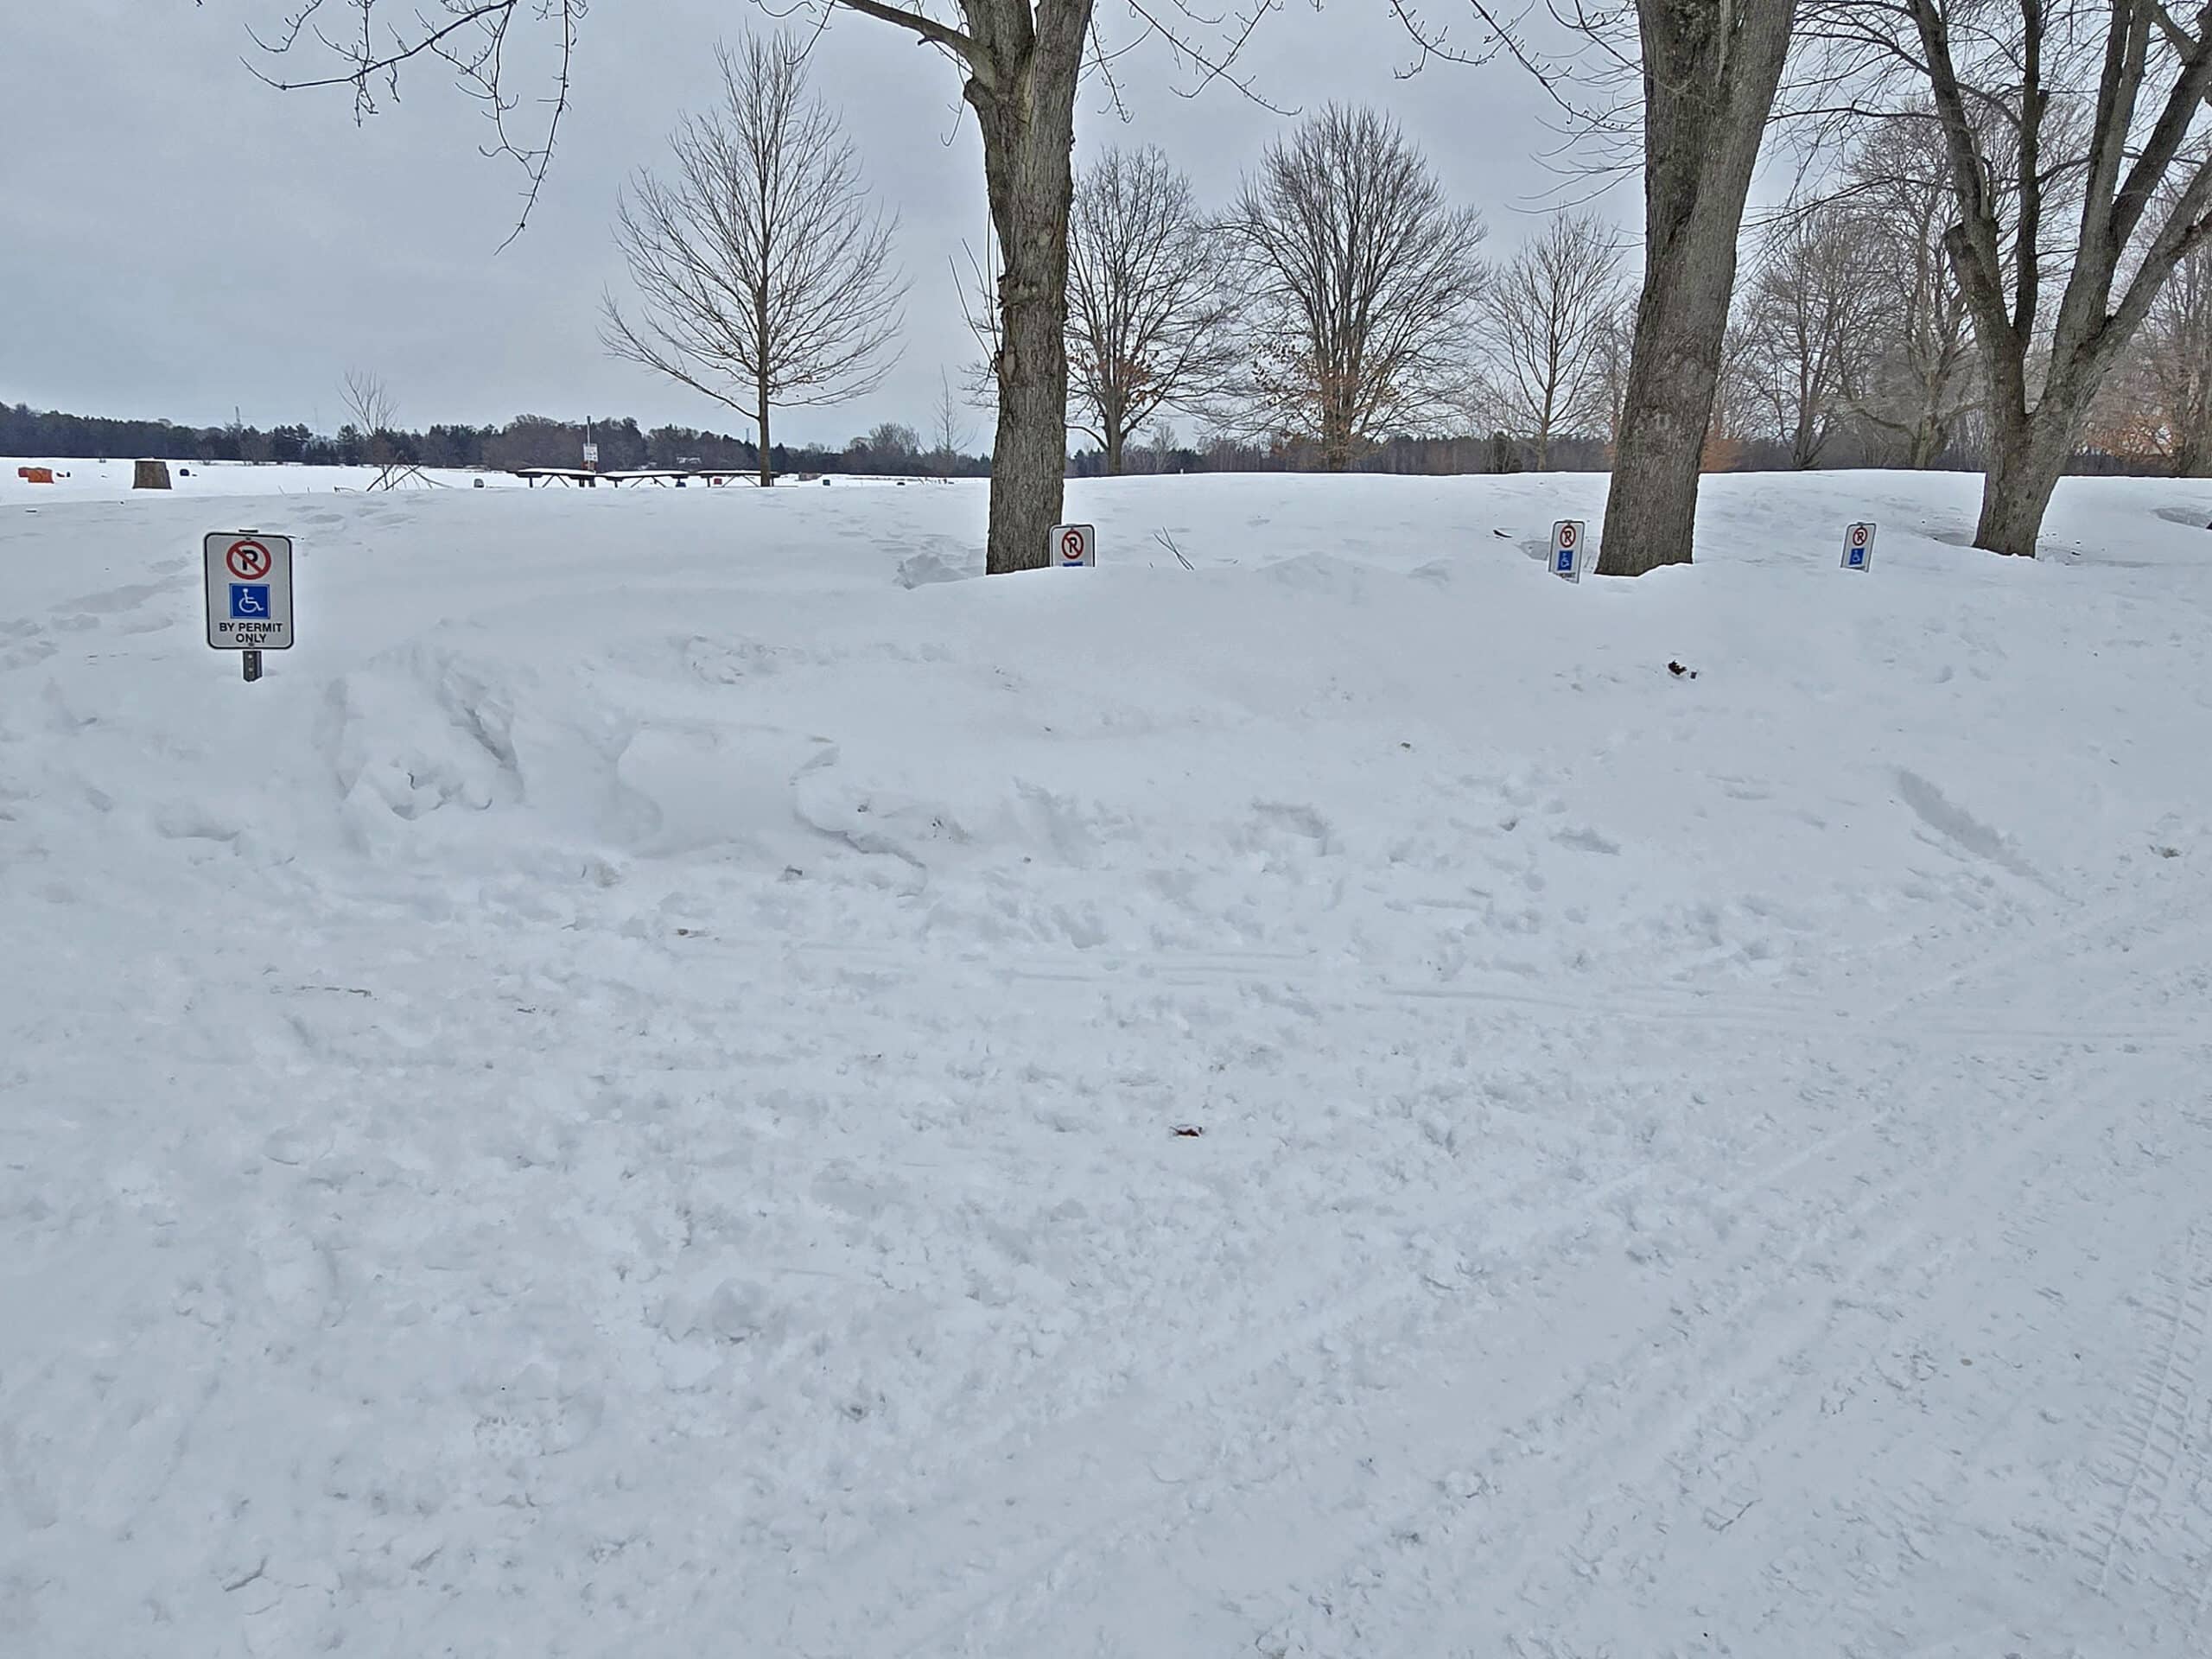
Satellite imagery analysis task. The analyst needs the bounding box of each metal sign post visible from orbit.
[203,531,296,680]
[1052,524,1096,568]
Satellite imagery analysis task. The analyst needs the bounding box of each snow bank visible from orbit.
[3,468,2209,1656]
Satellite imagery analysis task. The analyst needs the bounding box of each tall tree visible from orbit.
[1815,0,2212,553]
[1596,0,1796,574]
[1831,116,1979,467]
[1737,208,1878,468]
[1065,146,1239,476]
[601,34,905,488]
[2088,188,2212,474]
[242,0,1185,571]
[1221,105,1488,471]
[927,370,974,480]
[1477,211,1625,469]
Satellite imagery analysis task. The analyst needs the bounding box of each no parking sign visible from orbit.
[1842,522,1876,570]
[203,531,294,680]
[1052,524,1096,568]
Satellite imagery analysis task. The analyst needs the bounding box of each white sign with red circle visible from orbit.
[1841,521,1876,571]
[1052,523,1096,568]
[203,531,296,650]
[1550,520,1587,582]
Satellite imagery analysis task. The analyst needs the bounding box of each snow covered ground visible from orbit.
[3,464,2209,1657]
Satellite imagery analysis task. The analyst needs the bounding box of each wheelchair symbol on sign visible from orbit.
[229,584,270,619]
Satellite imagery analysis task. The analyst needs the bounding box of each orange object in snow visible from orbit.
[17,467,54,484]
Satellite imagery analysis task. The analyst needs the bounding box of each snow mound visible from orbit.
[4,467,2212,1656]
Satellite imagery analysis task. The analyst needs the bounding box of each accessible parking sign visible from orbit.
[204,532,295,651]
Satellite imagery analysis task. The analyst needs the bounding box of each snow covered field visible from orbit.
[3,464,2209,1656]
[4,458,531,499]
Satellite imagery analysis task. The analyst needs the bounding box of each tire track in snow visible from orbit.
[1306,1039,2208,1659]
[897,1028,2136,1658]
[762,1029,1946,1657]
[1207,1039,2140,1659]
[769,938,2212,1050]
[2092,1224,2211,1605]
[763,1152,1668,1659]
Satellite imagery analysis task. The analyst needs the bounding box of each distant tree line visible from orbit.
[0,404,988,479]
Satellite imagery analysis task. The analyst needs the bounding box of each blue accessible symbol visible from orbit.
[230,583,270,619]
[1557,550,1573,573]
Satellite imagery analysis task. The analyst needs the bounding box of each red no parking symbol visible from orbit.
[226,539,272,581]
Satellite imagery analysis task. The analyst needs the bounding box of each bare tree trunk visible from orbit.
[1320,390,1357,470]
[969,13,1089,574]
[1792,417,1820,469]
[757,374,774,487]
[1104,421,1126,476]
[1974,404,2079,556]
[1599,0,1795,576]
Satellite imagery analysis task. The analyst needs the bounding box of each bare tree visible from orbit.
[601,34,903,488]
[1133,418,1182,474]
[928,370,974,480]
[1064,146,1239,475]
[340,369,412,489]
[245,2,1567,569]
[1830,116,1979,467]
[1592,299,1637,455]
[1736,208,1878,468]
[849,421,920,474]
[1477,211,1625,470]
[2088,188,2212,474]
[1701,319,1763,474]
[1808,0,2212,554]
[1221,105,1487,471]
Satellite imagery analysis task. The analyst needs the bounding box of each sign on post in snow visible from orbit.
[1053,524,1096,568]
[1550,520,1587,582]
[1841,522,1876,571]
[204,532,294,679]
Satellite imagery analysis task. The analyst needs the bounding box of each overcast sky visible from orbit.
[4,1,1635,448]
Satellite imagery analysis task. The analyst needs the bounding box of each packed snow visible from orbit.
[3,463,2209,1656]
